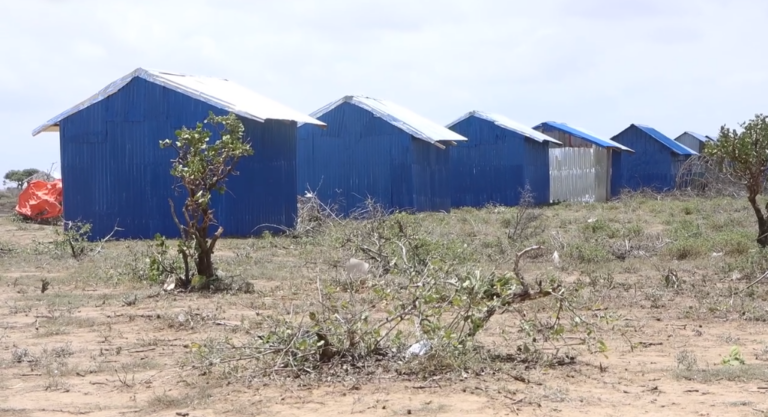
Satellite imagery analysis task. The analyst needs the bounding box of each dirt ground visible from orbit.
[2,194,768,416]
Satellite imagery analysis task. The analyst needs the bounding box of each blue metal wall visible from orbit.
[412,138,451,212]
[297,102,451,215]
[59,77,297,241]
[611,125,683,192]
[448,116,550,208]
[609,150,624,198]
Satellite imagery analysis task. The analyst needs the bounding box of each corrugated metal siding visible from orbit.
[594,148,609,202]
[611,125,677,192]
[220,118,298,236]
[524,139,552,205]
[60,77,297,241]
[671,154,690,189]
[449,117,522,207]
[297,102,450,216]
[449,116,547,208]
[538,124,625,201]
[549,147,608,203]
[610,151,624,198]
[411,138,451,212]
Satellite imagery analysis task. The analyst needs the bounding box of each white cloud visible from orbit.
[0,0,766,175]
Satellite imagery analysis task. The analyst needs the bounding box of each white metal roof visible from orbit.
[303,95,467,147]
[447,111,562,145]
[32,67,325,136]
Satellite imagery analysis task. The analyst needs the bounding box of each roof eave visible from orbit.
[540,137,562,145]
[32,124,59,137]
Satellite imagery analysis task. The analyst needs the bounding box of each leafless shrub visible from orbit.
[505,185,546,251]
[294,190,343,237]
[187,201,605,383]
[676,155,747,197]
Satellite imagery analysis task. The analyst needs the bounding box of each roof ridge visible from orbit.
[32,68,324,136]
[446,111,561,145]
[305,95,467,147]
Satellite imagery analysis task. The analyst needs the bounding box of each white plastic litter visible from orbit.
[552,251,561,267]
[406,340,432,358]
[345,258,370,279]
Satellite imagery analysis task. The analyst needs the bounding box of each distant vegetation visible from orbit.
[704,113,768,246]
[3,168,43,188]
[0,187,19,215]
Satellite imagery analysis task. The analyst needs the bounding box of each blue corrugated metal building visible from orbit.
[533,121,635,200]
[31,68,325,241]
[447,111,560,208]
[610,124,698,192]
[297,95,467,215]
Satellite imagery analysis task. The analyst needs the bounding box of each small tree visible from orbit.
[705,114,768,246]
[3,168,42,188]
[160,111,253,289]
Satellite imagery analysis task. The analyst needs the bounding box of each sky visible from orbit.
[1,0,766,180]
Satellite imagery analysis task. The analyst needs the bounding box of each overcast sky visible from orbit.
[1,0,766,179]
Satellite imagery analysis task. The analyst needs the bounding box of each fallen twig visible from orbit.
[743,270,768,292]
[127,347,156,353]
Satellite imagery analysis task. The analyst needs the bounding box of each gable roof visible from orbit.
[32,67,326,136]
[446,111,561,144]
[678,131,717,144]
[303,95,467,147]
[632,124,698,155]
[533,121,633,152]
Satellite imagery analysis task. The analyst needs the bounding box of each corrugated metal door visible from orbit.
[549,147,607,203]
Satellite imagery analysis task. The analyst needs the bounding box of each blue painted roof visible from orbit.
[634,124,698,155]
[533,121,633,152]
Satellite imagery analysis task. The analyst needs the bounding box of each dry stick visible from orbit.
[91,222,123,255]
[513,246,543,292]
[743,270,768,293]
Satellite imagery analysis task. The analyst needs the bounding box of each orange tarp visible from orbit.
[15,179,63,220]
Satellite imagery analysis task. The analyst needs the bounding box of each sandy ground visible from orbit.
[2,205,768,417]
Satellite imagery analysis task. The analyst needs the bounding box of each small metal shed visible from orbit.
[297,95,467,215]
[32,67,325,240]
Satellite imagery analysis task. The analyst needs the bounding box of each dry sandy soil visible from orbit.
[2,192,768,416]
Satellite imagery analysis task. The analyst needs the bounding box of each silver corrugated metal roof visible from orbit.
[682,131,716,143]
[447,111,562,145]
[32,67,326,136]
[303,95,468,147]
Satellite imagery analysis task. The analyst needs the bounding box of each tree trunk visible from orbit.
[196,249,215,278]
[194,224,216,279]
[747,195,768,247]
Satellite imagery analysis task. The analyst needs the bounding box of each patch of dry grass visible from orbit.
[1,193,768,415]
[0,188,19,216]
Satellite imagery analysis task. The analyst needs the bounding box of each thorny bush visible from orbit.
[190,200,607,381]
